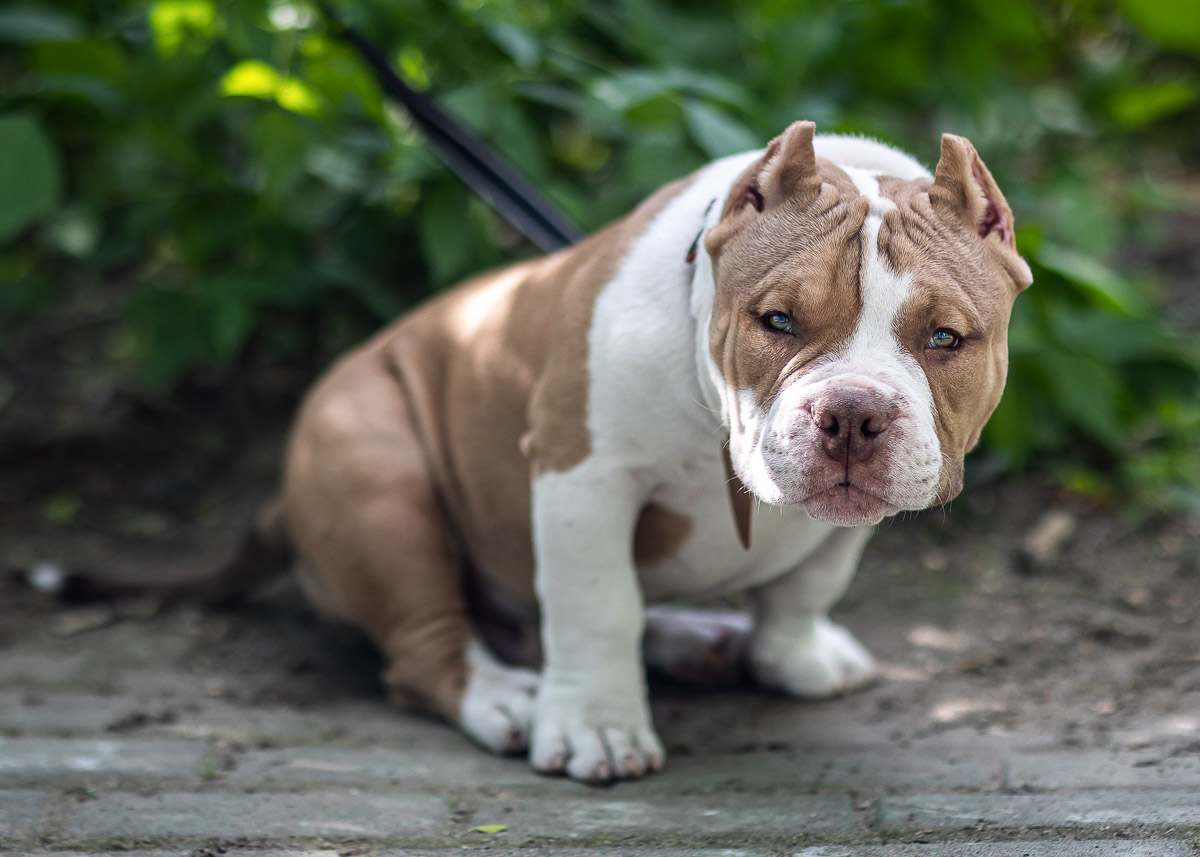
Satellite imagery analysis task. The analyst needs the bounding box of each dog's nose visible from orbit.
[810,393,893,465]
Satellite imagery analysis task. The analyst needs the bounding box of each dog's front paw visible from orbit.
[751,617,878,698]
[530,680,664,783]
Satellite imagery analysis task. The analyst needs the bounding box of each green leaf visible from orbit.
[1038,352,1128,449]
[32,39,126,78]
[1048,310,1180,363]
[0,7,84,43]
[683,99,759,158]
[150,0,216,56]
[418,186,476,283]
[275,78,321,116]
[663,68,752,110]
[31,75,124,112]
[1032,245,1148,316]
[488,23,540,70]
[307,145,369,193]
[125,288,213,389]
[251,111,310,205]
[591,72,669,113]
[471,824,507,834]
[208,291,255,361]
[1108,78,1199,126]
[221,60,281,99]
[0,113,63,244]
[1117,0,1200,53]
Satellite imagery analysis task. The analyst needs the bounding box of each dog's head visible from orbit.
[704,121,1032,527]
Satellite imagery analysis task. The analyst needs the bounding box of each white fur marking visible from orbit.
[709,145,943,513]
[837,170,942,507]
[529,151,762,782]
[527,135,943,780]
[460,639,538,755]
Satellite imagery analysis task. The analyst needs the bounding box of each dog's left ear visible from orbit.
[930,134,1032,291]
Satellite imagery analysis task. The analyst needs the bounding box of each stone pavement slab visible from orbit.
[0,852,765,857]
[230,746,826,793]
[229,745,548,789]
[63,791,447,837]
[155,700,471,751]
[0,737,208,778]
[0,690,470,750]
[1003,752,1200,789]
[632,751,992,794]
[465,794,857,837]
[0,790,50,836]
[877,791,1200,830]
[228,746,988,794]
[0,853,189,857]
[0,692,145,735]
[796,842,1194,856]
[813,753,994,791]
[377,852,766,857]
[379,852,768,856]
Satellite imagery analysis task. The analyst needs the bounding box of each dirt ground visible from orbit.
[1,216,1199,773]
[2,394,1199,768]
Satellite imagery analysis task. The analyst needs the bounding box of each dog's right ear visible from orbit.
[720,121,821,219]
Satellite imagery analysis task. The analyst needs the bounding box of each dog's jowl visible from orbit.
[266,121,1031,782]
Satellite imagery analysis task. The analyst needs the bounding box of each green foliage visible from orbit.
[0,113,62,243]
[1,0,1198,507]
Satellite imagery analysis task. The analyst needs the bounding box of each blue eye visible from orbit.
[765,312,793,334]
[928,328,961,349]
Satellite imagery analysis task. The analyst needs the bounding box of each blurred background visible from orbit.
[0,0,1198,561]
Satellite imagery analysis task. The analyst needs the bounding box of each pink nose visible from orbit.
[810,393,893,465]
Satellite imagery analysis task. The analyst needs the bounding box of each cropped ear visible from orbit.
[719,120,822,219]
[930,134,1032,290]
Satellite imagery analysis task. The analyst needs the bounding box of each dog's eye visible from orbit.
[927,328,961,349]
[763,312,793,334]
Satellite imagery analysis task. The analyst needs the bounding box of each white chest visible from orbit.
[636,453,838,603]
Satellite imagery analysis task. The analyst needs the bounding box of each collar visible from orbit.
[684,196,752,550]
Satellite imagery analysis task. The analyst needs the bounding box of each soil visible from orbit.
[1,218,1199,767]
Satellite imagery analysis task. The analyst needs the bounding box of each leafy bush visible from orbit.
[1,0,1198,507]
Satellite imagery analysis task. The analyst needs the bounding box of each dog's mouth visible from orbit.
[799,482,898,527]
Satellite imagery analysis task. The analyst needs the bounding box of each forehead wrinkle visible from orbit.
[733,222,860,301]
[879,208,1005,334]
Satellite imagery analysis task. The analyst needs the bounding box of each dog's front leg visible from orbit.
[748,525,879,698]
[528,469,662,783]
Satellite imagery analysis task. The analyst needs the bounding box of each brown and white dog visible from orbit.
[269,121,1032,783]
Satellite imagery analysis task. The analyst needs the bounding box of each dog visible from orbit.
[259,121,1031,782]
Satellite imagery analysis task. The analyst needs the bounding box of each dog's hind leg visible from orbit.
[642,607,750,686]
[281,350,535,753]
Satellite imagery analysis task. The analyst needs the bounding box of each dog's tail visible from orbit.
[28,499,294,608]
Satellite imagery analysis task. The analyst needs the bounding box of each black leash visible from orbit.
[316,2,583,253]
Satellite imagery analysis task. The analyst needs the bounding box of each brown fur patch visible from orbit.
[281,347,478,722]
[705,148,868,412]
[280,176,694,722]
[633,502,694,567]
[876,160,1028,499]
[378,177,693,608]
